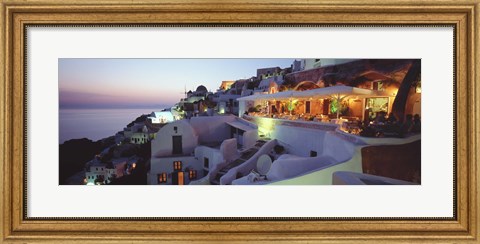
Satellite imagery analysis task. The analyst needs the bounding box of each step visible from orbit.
[222,159,246,171]
[210,140,271,185]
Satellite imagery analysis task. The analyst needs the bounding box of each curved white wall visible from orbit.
[189,116,235,144]
[270,150,363,185]
[266,154,337,182]
[265,130,357,183]
[322,132,356,163]
[151,120,198,157]
[220,139,278,185]
[272,125,326,157]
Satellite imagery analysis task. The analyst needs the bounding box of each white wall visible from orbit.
[220,139,278,185]
[261,128,359,184]
[149,111,175,124]
[189,116,235,144]
[130,132,149,144]
[242,129,258,149]
[270,148,364,185]
[322,132,356,163]
[85,166,116,185]
[151,120,198,157]
[261,124,357,183]
[194,146,223,172]
[266,154,337,182]
[238,100,247,116]
[148,117,159,123]
[148,156,199,185]
[219,138,238,163]
[272,125,326,157]
[236,117,258,149]
[301,59,317,70]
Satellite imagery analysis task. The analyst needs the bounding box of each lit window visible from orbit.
[158,173,167,183]
[415,80,421,93]
[173,161,182,171]
[189,170,197,180]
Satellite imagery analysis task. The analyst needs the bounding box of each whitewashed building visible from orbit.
[147,111,175,124]
[148,115,258,185]
[85,157,138,185]
[129,125,155,145]
[300,59,358,71]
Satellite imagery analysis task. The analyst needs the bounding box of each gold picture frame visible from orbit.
[1,0,479,242]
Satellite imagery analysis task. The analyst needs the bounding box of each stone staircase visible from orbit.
[210,140,268,185]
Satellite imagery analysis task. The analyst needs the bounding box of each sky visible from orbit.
[59,58,295,109]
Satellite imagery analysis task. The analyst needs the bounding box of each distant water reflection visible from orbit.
[59,108,160,144]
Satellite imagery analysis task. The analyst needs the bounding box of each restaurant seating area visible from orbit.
[246,109,420,138]
[237,85,423,138]
[247,111,346,123]
[246,110,365,134]
[251,110,363,123]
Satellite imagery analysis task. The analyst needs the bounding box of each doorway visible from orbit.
[172,136,182,155]
[172,172,184,185]
[305,101,311,113]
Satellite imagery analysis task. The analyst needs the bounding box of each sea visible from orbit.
[59,108,162,144]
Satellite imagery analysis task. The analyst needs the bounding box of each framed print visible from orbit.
[1,0,479,243]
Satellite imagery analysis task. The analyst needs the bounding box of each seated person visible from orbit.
[373,111,386,124]
[387,113,397,124]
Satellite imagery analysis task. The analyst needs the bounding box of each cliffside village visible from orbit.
[81,59,422,186]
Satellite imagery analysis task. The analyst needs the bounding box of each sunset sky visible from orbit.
[59,59,295,109]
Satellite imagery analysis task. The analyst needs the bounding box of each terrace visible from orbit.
[238,85,402,137]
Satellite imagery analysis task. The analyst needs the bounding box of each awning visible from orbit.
[226,121,256,132]
[237,85,391,101]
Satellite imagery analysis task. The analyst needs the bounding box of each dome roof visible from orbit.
[196,85,208,92]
